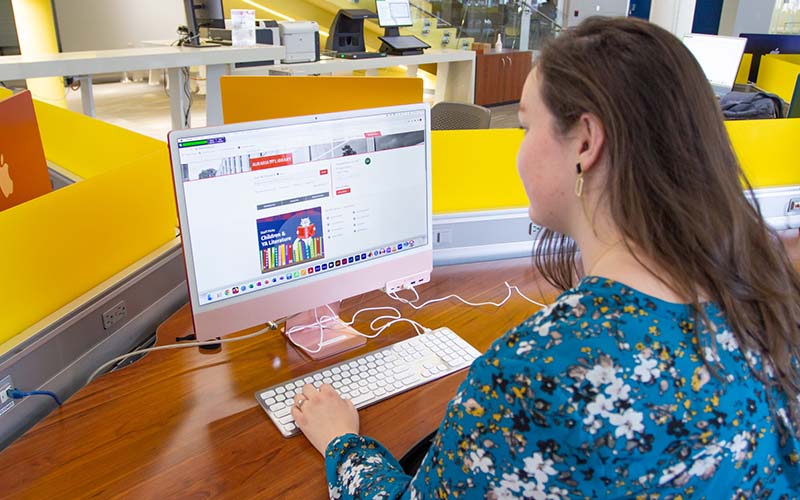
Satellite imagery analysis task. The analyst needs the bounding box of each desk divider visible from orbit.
[0,86,165,180]
[755,54,800,103]
[736,53,753,85]
[220,76,424,124]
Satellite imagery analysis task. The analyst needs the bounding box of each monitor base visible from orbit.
[284,303,366,360]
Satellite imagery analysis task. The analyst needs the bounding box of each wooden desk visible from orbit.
[0,258,553,499]
[4,233,799,498]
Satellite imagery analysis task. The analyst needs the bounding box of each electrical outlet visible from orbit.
[435,229,453,245]
[0,375,14,417]
[102,301,128,330]
[788,198,800,215]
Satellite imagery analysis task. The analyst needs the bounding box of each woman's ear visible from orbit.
[574,113,606,173]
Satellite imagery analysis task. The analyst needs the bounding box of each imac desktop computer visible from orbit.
[167,103,483,437]
[168,104,433,354]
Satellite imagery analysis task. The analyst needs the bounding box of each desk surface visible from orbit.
[235,48,475,76]
[3,235,800,498]
[0,257,551,499]
[0,45,285,81]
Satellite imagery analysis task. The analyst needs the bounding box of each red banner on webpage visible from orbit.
[364,131,382,138]
[251,153,293,170]
[336,188,351,195]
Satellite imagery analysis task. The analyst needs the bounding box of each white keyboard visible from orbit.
[255,327,481,437]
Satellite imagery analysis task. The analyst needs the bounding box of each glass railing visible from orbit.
[427,0,563,51]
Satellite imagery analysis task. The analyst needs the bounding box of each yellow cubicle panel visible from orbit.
[0,87,165,180]
[0,149,178,346]
[755,54,800,103]
[432,129,528,213]
[221,76,424,124]
[726,118,800,188]
[736,53,753,85]
[430,119,800,214]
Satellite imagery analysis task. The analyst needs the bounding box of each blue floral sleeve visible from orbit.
[325,433,411,499]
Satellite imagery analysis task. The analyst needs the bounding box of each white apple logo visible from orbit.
[0,154,12,198]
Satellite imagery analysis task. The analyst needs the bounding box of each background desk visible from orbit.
[3,233,800,498]
[0,45,284,130]
[235,49,476,105]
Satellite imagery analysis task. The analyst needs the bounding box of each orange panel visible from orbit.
[221,76,424,123]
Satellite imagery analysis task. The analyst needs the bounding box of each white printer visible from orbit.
[279,21,321,63]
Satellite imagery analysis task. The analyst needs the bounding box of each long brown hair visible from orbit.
[533,17,800,432]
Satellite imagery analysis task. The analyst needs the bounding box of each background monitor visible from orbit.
[168,104,433,344]
[683,34,747,93]
[376,0,414,28]
[183,0,225,45]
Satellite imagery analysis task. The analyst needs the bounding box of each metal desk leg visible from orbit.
[77,75,96,118]
[206,63,232,127]
[406,64,419,77]
[167,67,191,130]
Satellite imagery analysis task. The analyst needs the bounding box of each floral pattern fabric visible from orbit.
[325,277,800,499]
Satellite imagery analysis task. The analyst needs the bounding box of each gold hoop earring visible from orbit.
[575,163,584,198]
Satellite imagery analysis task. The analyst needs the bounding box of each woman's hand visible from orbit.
[291,383,359,455]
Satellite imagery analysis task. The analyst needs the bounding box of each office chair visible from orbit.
[431,102,493,130]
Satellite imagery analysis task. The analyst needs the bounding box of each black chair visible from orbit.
[431,102,493,130]
[398,430,438,475]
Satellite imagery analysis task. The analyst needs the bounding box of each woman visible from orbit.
[291,17,800,498]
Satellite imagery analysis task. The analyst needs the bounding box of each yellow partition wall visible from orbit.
[726,118,800,187]
[756,54,800,102]
[32,99,167,180]
[0,150,177,346]
[736,53,753,85]
[0,87,166,180]
[430,119,800,214]
[221,76,424,123]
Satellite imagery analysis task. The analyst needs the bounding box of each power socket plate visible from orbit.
[102,301,128,330]
[0,375,14,417]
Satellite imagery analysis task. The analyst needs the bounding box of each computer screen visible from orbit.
[168,104,432,341]
[683,34,747,92]
[183,0,225,39]
[376,0,414,28]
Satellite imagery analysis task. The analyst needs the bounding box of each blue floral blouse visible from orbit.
[324,277,800,499]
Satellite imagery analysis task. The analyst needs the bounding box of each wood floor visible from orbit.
[63,79,520,140]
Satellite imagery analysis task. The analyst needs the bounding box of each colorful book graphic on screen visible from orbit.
[256,207,325,273]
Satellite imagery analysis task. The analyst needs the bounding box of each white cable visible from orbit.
[86,322,278,385]
[284,304,429,353]
[389,281,548,310]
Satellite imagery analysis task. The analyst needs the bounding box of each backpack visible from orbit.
[720,91,785,120]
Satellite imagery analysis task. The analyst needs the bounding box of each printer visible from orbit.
[207,20,281,67]
[279,21,320,63]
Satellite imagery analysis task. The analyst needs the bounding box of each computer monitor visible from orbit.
[183,0,225,46]
[167,104,432,357]
[376,0,414,28]
[0,90,52,212]
[683,33,747,96]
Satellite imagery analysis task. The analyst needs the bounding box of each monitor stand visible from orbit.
[284,302,366,360]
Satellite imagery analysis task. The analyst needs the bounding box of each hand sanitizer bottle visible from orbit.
[495,33,503,50]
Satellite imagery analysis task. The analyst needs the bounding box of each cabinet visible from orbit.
[475,49,532,106]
